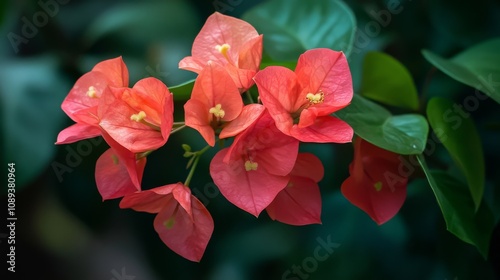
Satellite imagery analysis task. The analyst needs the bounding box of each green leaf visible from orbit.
[335,94,428,155]
[360,52,419,110]
[426,97,485,210]
[242,0,356,61]
[422,38,500,104]
[169,79,194,101]
[417,155,494,259]
[0,56,69,187]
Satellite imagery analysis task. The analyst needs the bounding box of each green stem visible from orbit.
[136,150,153,159]
[183,145,211,187]
[171,124,186,135]
[140,119,161,131]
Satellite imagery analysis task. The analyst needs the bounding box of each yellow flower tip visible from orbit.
[86,86,98,98]
[163,217,175,229]
[215,43,231,60]
[209,104,225,119]
[374,181,383,192]
[130,111,147,122]
[111,154,119,165]
[244,160,258,171]
[306,91,324,104]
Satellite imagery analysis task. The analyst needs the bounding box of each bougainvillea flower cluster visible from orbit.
[56,12,407,262]
[341,137,408,225]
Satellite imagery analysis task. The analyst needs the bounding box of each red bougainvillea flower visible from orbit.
[94,131,147,200]
[57,57,128,144]
[184,62,244,146]
[266,153,324,226]
[179,12,263,91]
[95,148,146,201]
[210,111,299,217]
[98,77,174,153]
[341,137,408,225]
[254,48,353,143]
[120,183,214,262]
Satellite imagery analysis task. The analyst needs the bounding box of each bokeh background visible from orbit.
[1,0,500,279]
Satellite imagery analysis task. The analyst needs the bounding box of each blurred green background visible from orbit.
[1,0,499,279]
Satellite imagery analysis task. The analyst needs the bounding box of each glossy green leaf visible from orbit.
[0,56,69,187]
[426,97,485,210]
[169,79,194,101]
[361,52,419,110]
[417,155,494,259]
[242,0,356,61]
[335,94,428,155]
[422,38,500,104]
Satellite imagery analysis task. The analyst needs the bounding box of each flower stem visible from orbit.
[171,124,186,135]
[183,145,211,187]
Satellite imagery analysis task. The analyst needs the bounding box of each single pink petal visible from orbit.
[238,35,263,71]
[220,104,265,139]
[100,131,144,189]
[91,56,129,87]
[119,184,178,213]
[290,153,324,182]
[178,56,205,73]
[224,63,257,91]
[289,116,353,143]
[95,148,145,200]
[210,148,289,217]
[122,78,167,124]
[190,12,260,66]
[153,194,214,262]
[98,87,166,153]
[295,48,353,112]
[172,183,193,218]
[192,62,243,122]
[127,77,174,141]
[254,135,299,177]
[61,71,110,122]
[184,98,215,146]
[266,176,322,226]
[254,66,301,113]
[224,111,299,177]
[56,123,101,144]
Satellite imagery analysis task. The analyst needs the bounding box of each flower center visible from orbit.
[130,111,147,122]
[306,91,324,105]
[130,111,161,131]
[215,43,231,61]
[209,104,225,119]
[244,160,258,171]
[86,86,98,98]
